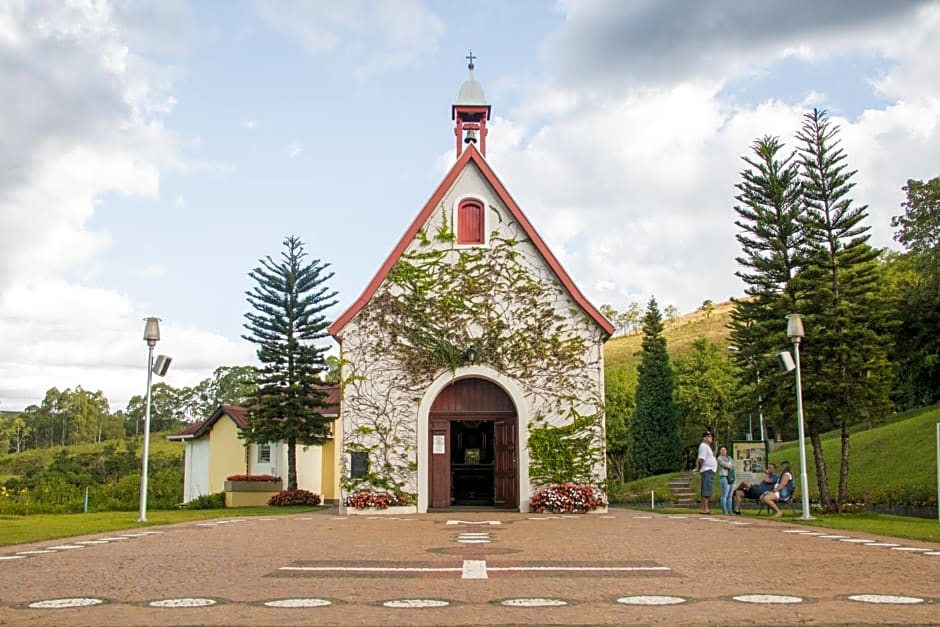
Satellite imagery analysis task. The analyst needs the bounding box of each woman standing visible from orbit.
[716,445,735,515]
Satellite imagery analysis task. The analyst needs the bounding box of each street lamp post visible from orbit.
[139,317,160,523]
[787,313,813,520]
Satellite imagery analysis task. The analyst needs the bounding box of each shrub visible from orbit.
[343,491,407,509]
[226,474,281,482]
[268,489,321,506]
[529,483,607,513]
[184,492,226,509]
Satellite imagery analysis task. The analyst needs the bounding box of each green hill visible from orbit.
[773,403,939,507]
[605,300,734,369]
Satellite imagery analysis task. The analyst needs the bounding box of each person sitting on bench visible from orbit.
[732,463,777,515]
[760,460,794,517]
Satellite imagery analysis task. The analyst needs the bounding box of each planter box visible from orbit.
[224,480,282,508]
[343,505,418,516]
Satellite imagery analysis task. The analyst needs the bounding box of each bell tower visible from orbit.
[452,50,491,159]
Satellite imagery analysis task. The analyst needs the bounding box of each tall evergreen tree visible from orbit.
[241,235,337,491]
[729,135,805,441]
[629,297,681,477]
[796,108,893,508]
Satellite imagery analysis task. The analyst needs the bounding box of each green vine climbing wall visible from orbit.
[339,201,607,501]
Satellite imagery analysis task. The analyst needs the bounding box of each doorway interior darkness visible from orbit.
[450,420,495,506]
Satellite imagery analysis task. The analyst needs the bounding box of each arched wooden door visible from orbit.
[429,378,518,509]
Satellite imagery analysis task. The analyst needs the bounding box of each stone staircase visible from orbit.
[668,474,696,508]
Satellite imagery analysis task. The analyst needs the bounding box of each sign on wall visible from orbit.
[732,441,769,486]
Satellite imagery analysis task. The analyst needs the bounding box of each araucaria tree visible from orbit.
[629,297,681,477]
[241,235,337,490]
[796,109,892,508]
[729,135,805,442]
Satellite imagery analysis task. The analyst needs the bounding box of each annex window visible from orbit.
[257,443,271,464]
[457,199,485,245]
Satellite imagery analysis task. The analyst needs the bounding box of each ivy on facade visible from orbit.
[340,206,606,500]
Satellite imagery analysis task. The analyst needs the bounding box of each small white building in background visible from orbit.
[167,386,340,503]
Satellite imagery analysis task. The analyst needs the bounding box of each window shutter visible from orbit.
[458,200,484,244]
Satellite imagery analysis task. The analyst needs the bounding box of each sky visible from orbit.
[2,0,939,412]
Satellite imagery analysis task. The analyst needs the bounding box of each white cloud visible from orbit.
[0,2,246,410]
[242,119,256,129]
[288,141,303,159]
[255,0,445,76]
[484,3,940,318]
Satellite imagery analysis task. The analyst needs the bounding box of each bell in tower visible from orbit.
[452,50,491,159]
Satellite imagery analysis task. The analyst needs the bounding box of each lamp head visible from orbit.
[143,317,161,347]
[786,313,804,343]
[464,346,477,364]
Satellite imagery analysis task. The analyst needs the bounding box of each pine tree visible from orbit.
[796,109,893,508]
[629,297,681,477]
[241,235,338,491]
[729,135,805,441]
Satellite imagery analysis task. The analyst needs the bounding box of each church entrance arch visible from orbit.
[428,378,518,509]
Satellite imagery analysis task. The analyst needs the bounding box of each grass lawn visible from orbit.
[625,506,940,543]
[0,506,330,547]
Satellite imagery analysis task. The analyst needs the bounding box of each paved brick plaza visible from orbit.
[1,508,938,625]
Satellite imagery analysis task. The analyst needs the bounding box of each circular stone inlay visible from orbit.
[458,539,490,543]
[817,535,847,539]
[149,598,217,608]
[264,598,332,608]
[47,545,84,550]
[924,551,940,556]
[891,547,930,552]
[0,556,26,560]
[847,594,924,605]
[28,598,104,609]
[501,598,567,607]
[383,599,449,608]
[839,539,873,543]
[733,594,803,604]
[865,543,900,547]
[617,595,686,606]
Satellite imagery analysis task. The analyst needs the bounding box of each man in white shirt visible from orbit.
[694,429,717,514]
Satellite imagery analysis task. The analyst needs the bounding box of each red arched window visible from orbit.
[457,199,484,244]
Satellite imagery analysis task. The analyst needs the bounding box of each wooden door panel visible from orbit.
[429,419,450,509]
[493,419,517,508]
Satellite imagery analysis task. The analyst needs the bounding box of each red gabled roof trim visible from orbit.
[329,145,614,337]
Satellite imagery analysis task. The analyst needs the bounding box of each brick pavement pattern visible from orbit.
[1,509,938,625]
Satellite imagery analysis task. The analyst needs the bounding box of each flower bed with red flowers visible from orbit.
[343,491,408,510]
[268,489,321,506]
[529,483,606,513]
[225,474,281,482]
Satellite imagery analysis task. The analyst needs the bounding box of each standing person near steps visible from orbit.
[693,430,717,514]
[716,445,735,515]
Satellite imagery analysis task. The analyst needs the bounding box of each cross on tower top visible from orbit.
[466,49,476,71]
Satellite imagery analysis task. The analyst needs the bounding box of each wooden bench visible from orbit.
[757,490,797,515]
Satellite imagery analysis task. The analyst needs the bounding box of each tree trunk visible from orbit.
[837,418,850,506]
[287,435,298,491]
[808,426,832,511]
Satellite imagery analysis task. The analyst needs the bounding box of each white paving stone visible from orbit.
[847,594,924,604]
[28,598,103,609]
[383,599,450,608]
[733,594,803,604]
[149,598,217,608]
[0,555,26,561]
[264,598,331,608]
[617,595,686,606]
[501,598,567,607]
